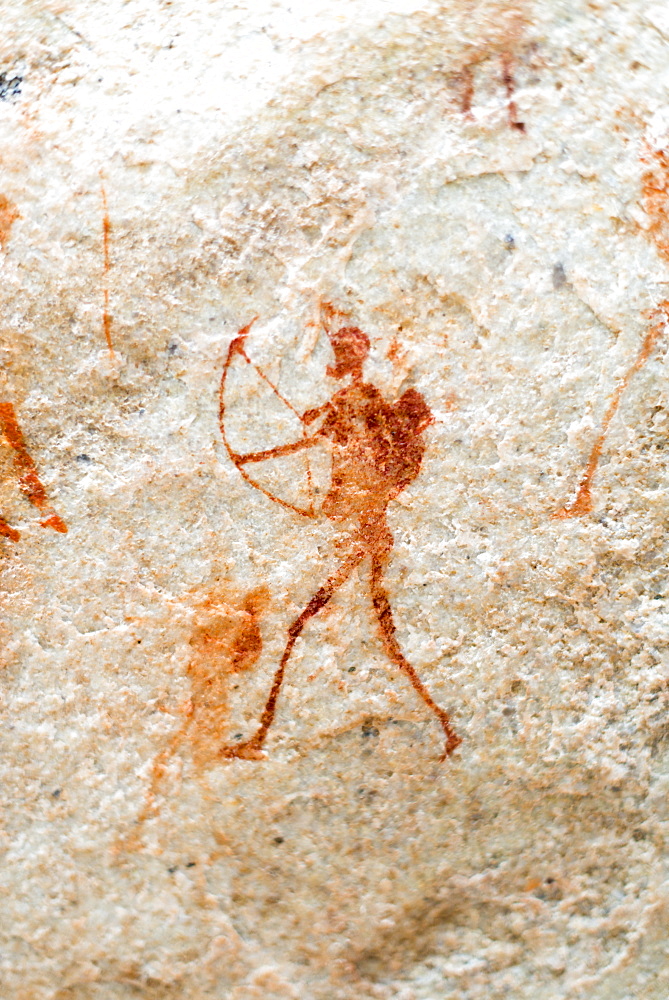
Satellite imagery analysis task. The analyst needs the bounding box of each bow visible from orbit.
[219,319,316,517]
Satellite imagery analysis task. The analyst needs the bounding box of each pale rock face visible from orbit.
[1,1,669,998]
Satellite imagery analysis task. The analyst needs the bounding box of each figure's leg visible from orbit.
[222,544,366,760]
[369,553,461,759]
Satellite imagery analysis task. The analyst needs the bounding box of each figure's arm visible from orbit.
[234,432,320,466]
[302,401,332,425]
[232,400,332,465]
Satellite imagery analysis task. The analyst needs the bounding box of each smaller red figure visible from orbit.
[219,305,461,760]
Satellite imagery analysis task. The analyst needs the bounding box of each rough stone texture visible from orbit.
[1,1,669,997]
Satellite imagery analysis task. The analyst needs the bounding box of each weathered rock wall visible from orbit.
[1,1,669,997]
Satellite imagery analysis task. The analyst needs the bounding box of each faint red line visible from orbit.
[100,175,114,356]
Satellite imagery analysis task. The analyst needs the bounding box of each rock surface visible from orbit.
[1,1,669,997]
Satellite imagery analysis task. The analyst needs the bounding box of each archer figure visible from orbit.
[219,306,461,760]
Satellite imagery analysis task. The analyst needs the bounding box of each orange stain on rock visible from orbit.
[0,402,67,533]
[0,194,20,250]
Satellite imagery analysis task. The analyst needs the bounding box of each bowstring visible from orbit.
[235,340,316,517]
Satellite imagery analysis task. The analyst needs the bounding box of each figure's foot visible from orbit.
[220,739,266,761]
[438,725,462,761]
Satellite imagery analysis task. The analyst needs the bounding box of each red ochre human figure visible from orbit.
[219,310,461,760]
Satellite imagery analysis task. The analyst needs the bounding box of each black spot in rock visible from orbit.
[552,262,567,289]
[0,73,22,101]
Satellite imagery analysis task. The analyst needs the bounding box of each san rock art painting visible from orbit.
[125,584,270,841]
[555,144,669,518]
[456,48,527,132]
[554,304,669,519]
[219,304,461,760]
[0,402,67,540]
[0,201,66,541]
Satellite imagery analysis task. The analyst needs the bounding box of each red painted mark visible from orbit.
[219,302,460,761]
[454,48,527,132]
[387,337,402,363]
[123,585,269,844]
[0,194,20,250]
[458,64,475,118]
[641,146,669,263]
[0,402,67,533]
[556,144,669,518]
[100,177,114,356]
[554,304,668,518]
[501,52,526,132]
[0,516,20,542]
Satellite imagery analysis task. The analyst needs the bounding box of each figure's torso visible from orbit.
[318,381,424,521]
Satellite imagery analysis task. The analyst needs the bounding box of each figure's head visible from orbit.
[326,325,370,380]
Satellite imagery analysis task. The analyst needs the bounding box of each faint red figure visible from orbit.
[219,306,461,760]
[554,303,669,519]
[456,50,525,132]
